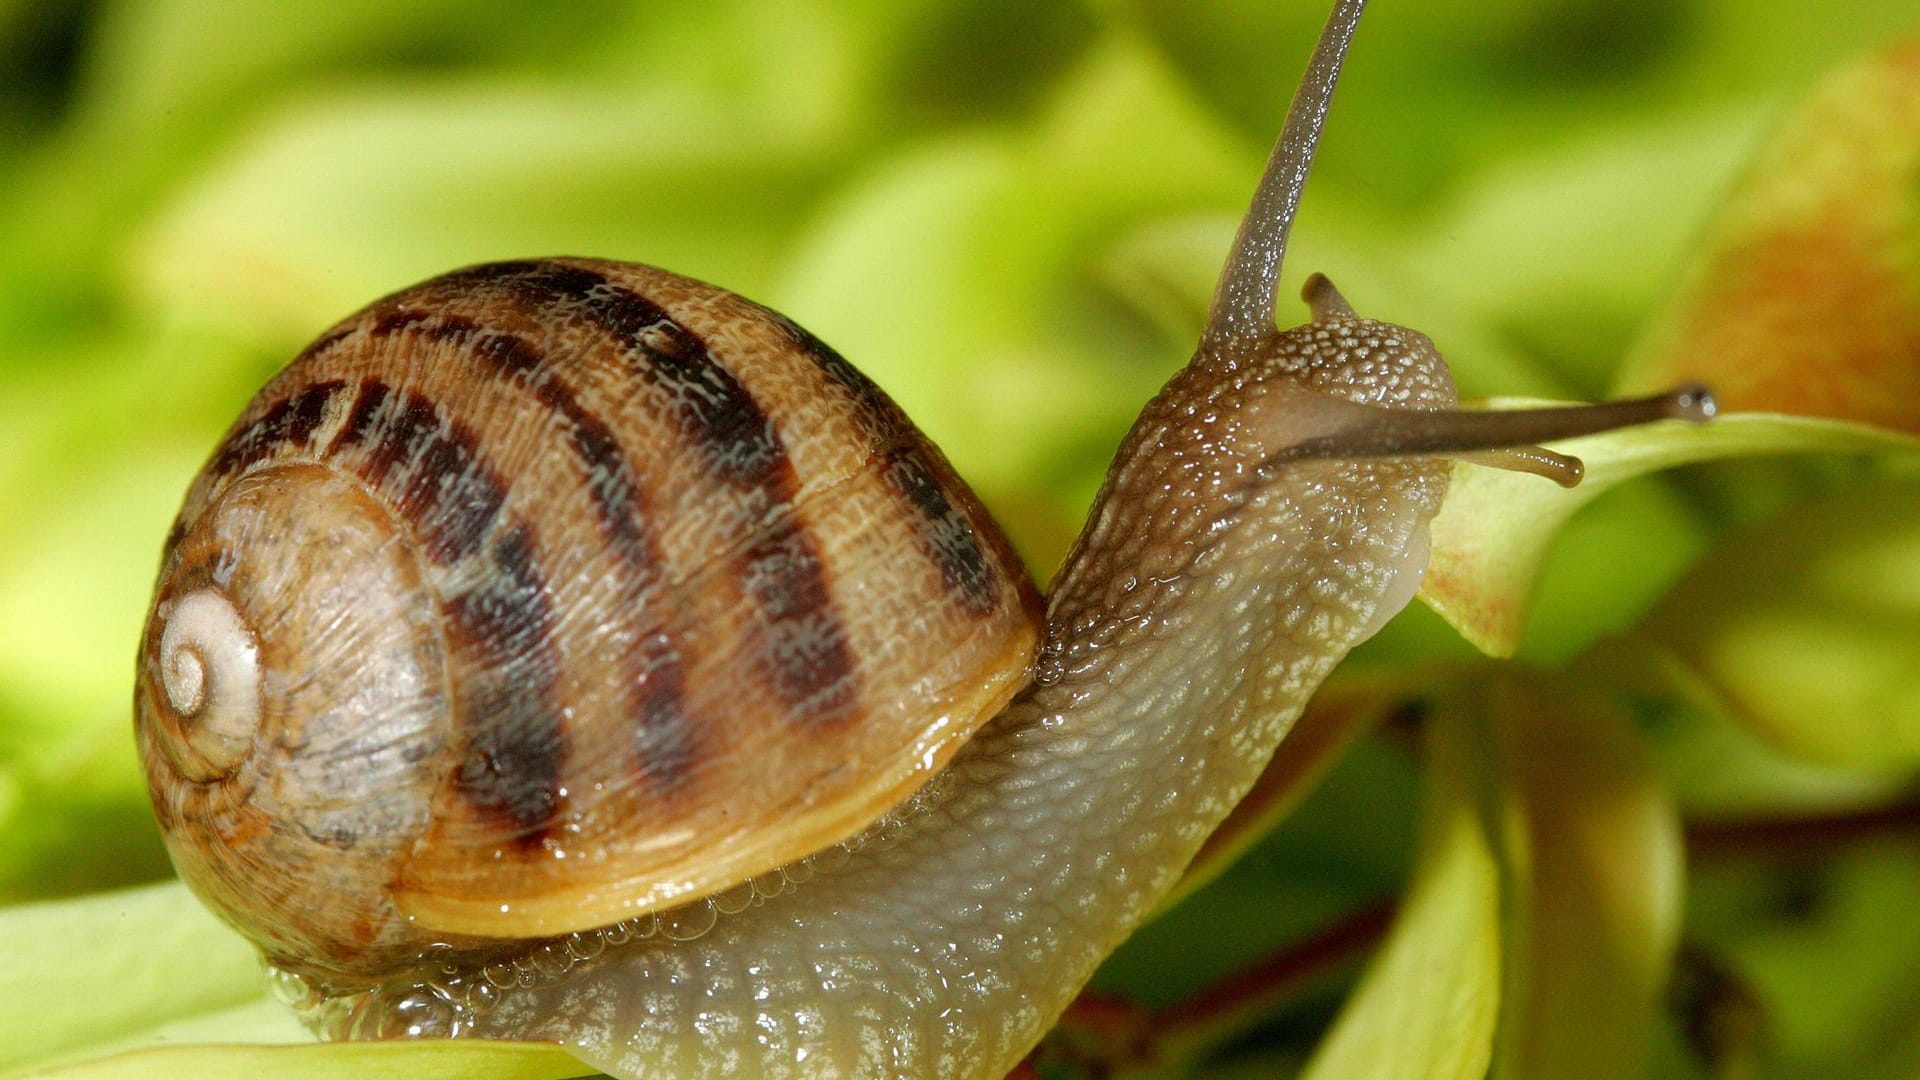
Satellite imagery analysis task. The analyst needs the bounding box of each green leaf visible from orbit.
[128,80,836,347]
[1688,841,1920,1078]
[1157,673,1408,914]
[1420,408,1920,656]
[78,0,571,132]
[16,1039,593,1080]
[0,446,209,753]
[774,35,1252,566]
[1401,106,1770,394]
[1483,676,1683,1080]
[0,846,604,1079]
[0,883,599,1079]
[1298,705,1502,1080]
[1619,652,1912,817]
[1296,674,1682,1080]
[0,883,263,1072]
[0,727,171,902]
[1636,479,1920,768]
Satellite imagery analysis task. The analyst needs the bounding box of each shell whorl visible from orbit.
[135,258,1042,982]
[153,588,260,780]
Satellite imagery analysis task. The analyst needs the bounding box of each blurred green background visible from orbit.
[2,1,1919,1077]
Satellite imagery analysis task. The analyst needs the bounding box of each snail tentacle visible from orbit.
[1201,0,1369,361]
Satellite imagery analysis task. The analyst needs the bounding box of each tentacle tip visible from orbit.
[1301,272,1356,322]
[1666,382,1717,422]
[1554,456,1586,489]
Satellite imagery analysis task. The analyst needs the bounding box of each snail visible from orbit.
[133,1,1715,1077]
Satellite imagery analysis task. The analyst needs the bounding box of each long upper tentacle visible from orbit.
[1199,0,1368,363]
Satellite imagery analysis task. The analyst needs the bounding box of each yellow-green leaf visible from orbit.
[1484,676,1683,1080]
[1298,706,1502,1080]
[1421,408,1919,656]
[15,1039,592,1080]
[128,82,832,347]
[1614,39,1920,435]
[0,883,602,1079]
[1637,479,1920,768]
[0,883,262,1073]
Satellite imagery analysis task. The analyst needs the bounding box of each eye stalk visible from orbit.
[1248,273,1716,488]
[1202,0,1369,361]
[1195,0,1714,486]
[1253,381,1716,481]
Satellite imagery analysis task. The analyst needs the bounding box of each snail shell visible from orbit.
[135,258,1042,983]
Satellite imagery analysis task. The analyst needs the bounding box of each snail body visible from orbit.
[135,1,1712,1077]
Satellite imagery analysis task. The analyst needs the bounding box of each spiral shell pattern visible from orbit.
[135,258,1042,981]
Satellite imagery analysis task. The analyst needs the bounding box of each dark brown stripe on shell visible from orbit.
[882,453,1001,614]
[440,525,567,837]
[331,380,391,453]
[762,307,907,442]
[487,262,786,485]
[369,312,654,564]
[767,307,1005,615]
[401,420,506,566]
[286,381,340,446]
[476,331,657,559]
[210,379,346,477]
[324,374,568,835]
[335,385,505,565]
[740,518,859,724]
[366,310,702,789]
[558,271,862,727]
[451,261,863,729]
[358,391,436,489]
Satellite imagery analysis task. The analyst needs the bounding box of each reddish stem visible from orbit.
[1156,901,1394,1031]
[1686,798,1920,861]
[1018,901,1395,1077]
